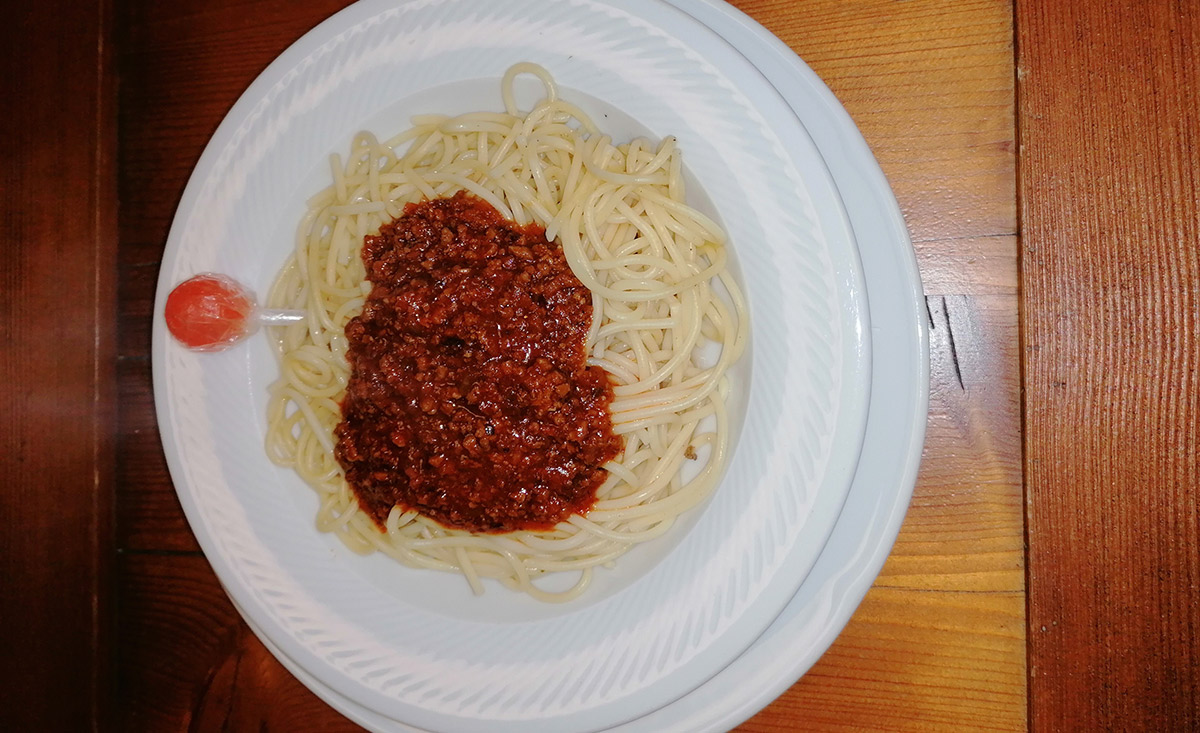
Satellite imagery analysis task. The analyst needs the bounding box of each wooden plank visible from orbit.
[119,263,158,358]
[1018,1,1200,730]
[733,0,1017,244]
[117,553,358,731]
[118,357,199,553]
[730,0,1023,729]
[0,1,118,730]
[885,292,1022,582]
[914,236,1019,296]
[116,0,354,262]
[741,288,1024,731]
[742,589,1025,732]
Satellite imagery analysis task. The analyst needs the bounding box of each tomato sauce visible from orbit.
[335,192,623,533]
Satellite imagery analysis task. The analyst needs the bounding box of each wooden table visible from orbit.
[3,0,1196,730]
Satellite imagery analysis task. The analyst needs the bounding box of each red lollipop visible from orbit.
[165,273,303,351]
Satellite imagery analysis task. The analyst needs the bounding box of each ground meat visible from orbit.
[334,191,623,533]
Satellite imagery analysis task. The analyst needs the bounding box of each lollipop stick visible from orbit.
[257,308,307,324]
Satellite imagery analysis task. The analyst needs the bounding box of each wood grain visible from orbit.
[742,589,1025,732]
[116,0,354,261]
[733,0,1017,244]
[1018,1,1200,730]
[729,0,1024,730]
[112,0,1023,730]
[117,553,360,731]
[118,357,199,553]
[0,1,118,730]
[739,292,1024,732]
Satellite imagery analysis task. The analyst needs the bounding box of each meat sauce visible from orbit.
[335,191,623,533]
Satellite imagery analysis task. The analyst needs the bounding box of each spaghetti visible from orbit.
[265,63,747,602]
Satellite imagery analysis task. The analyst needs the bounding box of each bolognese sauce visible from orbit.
[335,191,623,533]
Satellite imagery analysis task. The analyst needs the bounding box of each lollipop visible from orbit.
[164,273,304,351]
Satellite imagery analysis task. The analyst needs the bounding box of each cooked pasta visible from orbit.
[265,63,747,602]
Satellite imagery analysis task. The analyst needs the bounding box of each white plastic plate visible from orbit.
[153,1,871,731]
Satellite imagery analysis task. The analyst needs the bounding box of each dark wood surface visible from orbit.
[1018,1,1200,730]
[4,0,1198,730]
[0,1,117,731]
